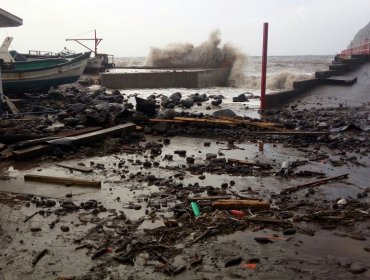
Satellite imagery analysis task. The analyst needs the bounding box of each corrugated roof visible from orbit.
[0,8,22,27]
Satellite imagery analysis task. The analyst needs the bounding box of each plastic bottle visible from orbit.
[191,202,201,217]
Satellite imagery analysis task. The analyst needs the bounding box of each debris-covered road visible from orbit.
[0,74,370,279]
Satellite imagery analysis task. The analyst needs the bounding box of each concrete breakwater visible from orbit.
[265,55,370,109]
[100,68,230,89]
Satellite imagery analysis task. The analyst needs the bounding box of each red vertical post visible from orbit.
[260,22,269,110]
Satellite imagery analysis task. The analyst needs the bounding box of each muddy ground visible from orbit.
[1,71,370,279]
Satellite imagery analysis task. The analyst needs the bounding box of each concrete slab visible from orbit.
[324,76,357,85]
[285,62,370,109]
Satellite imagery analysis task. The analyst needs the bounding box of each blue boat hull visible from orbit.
[2,76,80,94]
[1,52,90,94]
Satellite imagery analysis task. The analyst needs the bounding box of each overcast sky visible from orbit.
[2,0,370,57]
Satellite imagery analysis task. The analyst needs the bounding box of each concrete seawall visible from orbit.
[265,55,370,109]
[100,68,230,89]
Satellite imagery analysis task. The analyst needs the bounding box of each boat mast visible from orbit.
[66,29,102,56]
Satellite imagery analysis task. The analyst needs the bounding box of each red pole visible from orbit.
[260,22,269,110]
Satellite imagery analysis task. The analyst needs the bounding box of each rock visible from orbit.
[212,109,237,118]
[348,262,367,274]
[48,89,64,100]
[211,99,222,106]
[143,161,152,168]
[180,98,195,108]
[60,225,70,232]
[62,117,79,126]
[213,94,224,100]
[161,109,177,119]
[283,229,297,235]
[111,89,121,96]
[152,122,170,133]
[133,205,142,210]
[174,150,187,156]
[45,200,56,207]
[206,153,217,160]
[232,93,248,102]
[225,257,242,267]
[169,92,182,102]
[191,93,208,102]
[67,103,87,114]
[135,97,156,116]
[186,157,195,164]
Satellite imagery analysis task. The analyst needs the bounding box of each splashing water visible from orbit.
[145,30,248,87]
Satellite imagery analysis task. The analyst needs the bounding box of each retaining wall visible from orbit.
[100,68,229,89]
[265,55,370,109]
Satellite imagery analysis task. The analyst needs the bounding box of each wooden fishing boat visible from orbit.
[1,51,91,94]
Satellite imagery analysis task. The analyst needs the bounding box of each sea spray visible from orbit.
[145,30,248,86]
[267,72,313,90]
[243,72,313,90]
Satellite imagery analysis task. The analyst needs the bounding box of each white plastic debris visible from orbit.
[280,160,291,176]
[337,198,347,205]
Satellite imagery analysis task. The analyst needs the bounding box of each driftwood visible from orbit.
[56,163,93,173]
[24,174,101,188]
[23,211,39,223]
[281,174,349,195]
[228,158,271,169]
[212,199,270,210]
[251,131,330,136]
[188,195,232,201]
[32,249,48,266]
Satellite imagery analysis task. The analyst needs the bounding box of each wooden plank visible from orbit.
[228,158,271,169]
[251,131,330,136]
[188,195,232,201]
[13,144,53,160]
[66,123,136,144]
[149,119,186,124]
[56,163,93,173]
[53,127,102,138]
[24,174,101,187]
[280,174,349,195]
[12,125,134,160]
[212,199,270,210]
[218,116,287,131]
[174,117,237,126]
[3,95,19,114]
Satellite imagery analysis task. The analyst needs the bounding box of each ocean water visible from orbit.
[113,55,333,92]
[107,55,333,116]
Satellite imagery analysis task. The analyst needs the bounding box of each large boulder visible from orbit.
[180,97,195,108]
[212,109,237,118]
[135,97,156,117]
[232,93,248,102]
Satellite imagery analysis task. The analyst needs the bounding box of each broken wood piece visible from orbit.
[217,116,288,131]
[280,174,349,195]
[56,163,93,173]
[174,117,238,126]
[251,131,330,136]
[32,248,48,266]
[12,144,53,160]
[228,158,271,169]
[24,174,101,188]
[65,123,136,145]
[53,126,103,138]
[149,118,186,124]
[246,216,291,224]
[188,195,232,201]
[23,211,39,223]
[212,199,270,210]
